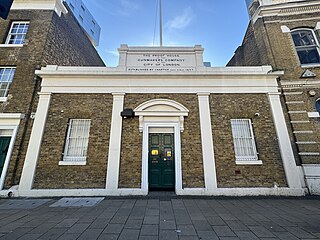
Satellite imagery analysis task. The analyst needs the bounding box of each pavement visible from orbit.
[0,195,319,240]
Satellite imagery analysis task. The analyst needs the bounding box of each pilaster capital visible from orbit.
[197,92,210,97]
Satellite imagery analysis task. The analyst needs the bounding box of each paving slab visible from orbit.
[0,199,51,210]
[118,229,140,240]
[0,196,318,239]
[50,198,104,208]
[140,225,159,236]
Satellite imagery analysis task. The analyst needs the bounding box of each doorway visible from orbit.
[0,137,11,178]
[148,133,175,190]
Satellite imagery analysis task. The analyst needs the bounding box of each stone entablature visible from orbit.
[12,0,68,17]
[251,0,320,23]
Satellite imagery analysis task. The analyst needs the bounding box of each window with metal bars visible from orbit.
[63,119,91,162]
[291,29,320,65]
[5,22,30,45]
[231,119,258,162]
[0,67,15,98]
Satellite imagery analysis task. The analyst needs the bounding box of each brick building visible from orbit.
[7,44,305,197]
[0,0,104,194]
[228,0,320,194]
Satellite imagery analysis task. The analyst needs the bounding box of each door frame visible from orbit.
[0,125,19,190]
[142,122,182,193]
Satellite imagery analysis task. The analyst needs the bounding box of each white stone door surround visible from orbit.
[142,123,182,193]
[0,114,24,190]
[134,99,189,194]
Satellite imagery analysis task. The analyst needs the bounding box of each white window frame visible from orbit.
[5,21,30,45]
[231,119,262,165]
[291,28,320,67]
[0,67,16,102]
[59,119,91,166]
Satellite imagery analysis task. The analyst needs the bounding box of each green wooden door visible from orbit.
[149,133,175,190]
[0,137,11,177]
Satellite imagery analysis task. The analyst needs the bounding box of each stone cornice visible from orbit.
[36,65,280,77]
[252,1,320,23]
[11,0,68,17]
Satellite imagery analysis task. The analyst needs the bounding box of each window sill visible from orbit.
[236,160,263,165]
[0,44,24,48]
[59,161,87,166]
[0,97,8,102]
[308,112,320,118]
[301,63,320,68]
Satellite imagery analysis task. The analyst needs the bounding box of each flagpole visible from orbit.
[160,0,163,47]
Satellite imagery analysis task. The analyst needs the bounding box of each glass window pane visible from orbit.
[316,100,320,113]
[0,68,15,97]
[7,22,29,44]
[297,48,320,64]
[292,29,320,65]
[292,30,315,46]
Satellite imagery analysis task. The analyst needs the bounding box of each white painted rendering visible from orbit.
[105,93,125,190]
[118,45,204,71]
[268,93,303,189]
[290,121,309,123]
[135,99,188,193]
[308,112,320,118]
[303,164,320,195]
[149,127,174,133]
[134,99,189,132]
[299,152,320,156]
[236,160,263,165]
[58,161,86,166]
[35,65,281,95]
[316,22,320,30]
[197,93,217,190]
[0,187,304,198]
[281,25,290,33]
[296,142,317,145]
[293,131,313,134]
[251,0,320,23]
[259,0,306,6]
[0,114,24,190]
[12,0,68,17]
[19,93,52,191]
[0,44,23,48]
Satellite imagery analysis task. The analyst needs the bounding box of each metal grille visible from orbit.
[6,22,30,45]
[0,68,15,98]
[231,119,258,161]
[63,119,91,162]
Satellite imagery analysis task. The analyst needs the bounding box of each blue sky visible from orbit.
[83,0,249,67]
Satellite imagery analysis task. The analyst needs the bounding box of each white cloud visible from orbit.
[165,7,194,30]
[106,50,119,57]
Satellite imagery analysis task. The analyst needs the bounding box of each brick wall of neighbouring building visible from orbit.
[0,7,105,188]
[33,94,112,189]
[210,94,287,188]
[227,9,320,166]
[119,94,205,189]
